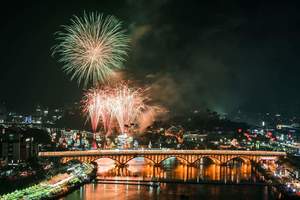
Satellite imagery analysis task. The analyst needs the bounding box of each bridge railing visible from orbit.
[38,150,287,157]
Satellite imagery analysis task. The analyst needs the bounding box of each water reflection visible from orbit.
[96,157,262,184]
[63,182,275,200]
[62,158,276,200]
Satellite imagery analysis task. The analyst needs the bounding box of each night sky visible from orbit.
[1,0,300,115]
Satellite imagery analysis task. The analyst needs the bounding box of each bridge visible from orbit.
[39,150,286,166]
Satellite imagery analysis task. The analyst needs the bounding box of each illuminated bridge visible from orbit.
[39,150,286,166]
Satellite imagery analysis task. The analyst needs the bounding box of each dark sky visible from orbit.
[1,0,300,115]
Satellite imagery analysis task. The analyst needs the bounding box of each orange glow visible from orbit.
[95,158,116,173]
[96,158,255,184]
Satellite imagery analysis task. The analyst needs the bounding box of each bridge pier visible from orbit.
[186,162,198,167]
[153,163,161,167]
[116,163,129,168]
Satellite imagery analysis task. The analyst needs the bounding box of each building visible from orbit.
[1,130,23,162]
[1,127,39,162]
[0,103,7,123]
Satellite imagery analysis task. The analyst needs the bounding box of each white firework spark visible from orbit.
[53,12,129,86]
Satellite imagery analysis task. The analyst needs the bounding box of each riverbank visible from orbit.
[0,159,54,195]
[254,162,300,199]
[0,163,95,200]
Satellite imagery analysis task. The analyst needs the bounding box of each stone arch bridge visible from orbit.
[39,150,286,167]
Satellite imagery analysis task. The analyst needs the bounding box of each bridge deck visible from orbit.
[39,150,286,157]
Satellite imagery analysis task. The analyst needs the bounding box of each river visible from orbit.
[62,157,280,199]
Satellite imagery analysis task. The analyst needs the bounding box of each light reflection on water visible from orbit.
[95,157,259,184]
[62,158,276,200]
[64,183,274,200]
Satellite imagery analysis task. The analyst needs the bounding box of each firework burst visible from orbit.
[109,84,146,133]
[53,12,129,86]
[82,83,163,134]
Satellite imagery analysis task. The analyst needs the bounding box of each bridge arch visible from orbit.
[124,156,156,165]
[93,157,121,165]
[225,156,251,165]
[61,156,124,165]
[192,156,221,165]
[158,156,190,165]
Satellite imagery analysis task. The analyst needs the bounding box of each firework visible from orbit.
[53,12,129,86]
[83,87,112,133]
[82,89,102,132]
[83,83,162,134]
[110,84,146,133]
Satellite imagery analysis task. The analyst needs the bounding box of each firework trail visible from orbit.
[110,84,146,133]
[82,89,101,132]
[83,83,163,134]
[53,12,129,87]
[83,87,112,133]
